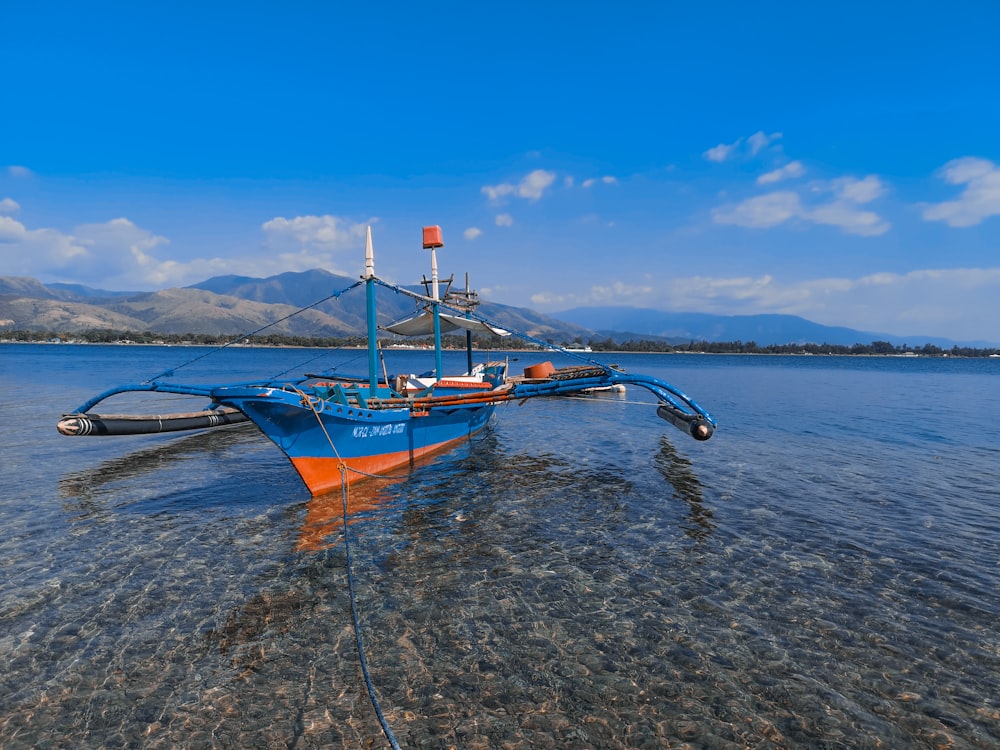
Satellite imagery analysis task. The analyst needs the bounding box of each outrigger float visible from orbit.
[58,226,716,495]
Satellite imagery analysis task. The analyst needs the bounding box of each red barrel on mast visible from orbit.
[422,225,444,249]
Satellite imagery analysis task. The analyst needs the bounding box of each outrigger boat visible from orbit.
[57,226,716,495]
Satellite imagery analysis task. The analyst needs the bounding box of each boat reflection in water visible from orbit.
[58,424,260,513]
[653,435,714,541]
[297,433,492,552]
[298,475,407,553]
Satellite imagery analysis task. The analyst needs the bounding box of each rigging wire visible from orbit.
[139,274,615,390]
[372,277,608,370]
[553,393,661,407]
[142,280,364,384]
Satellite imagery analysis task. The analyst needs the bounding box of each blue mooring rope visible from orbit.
[340,467,403,749]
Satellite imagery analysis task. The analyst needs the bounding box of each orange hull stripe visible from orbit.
[290,433,474,496]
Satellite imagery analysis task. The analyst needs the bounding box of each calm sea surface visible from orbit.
[1,343,998,749]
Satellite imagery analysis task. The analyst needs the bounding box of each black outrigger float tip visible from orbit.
[57,407,248,436]
[657,403,715,441]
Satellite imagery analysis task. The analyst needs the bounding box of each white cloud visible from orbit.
[713,175,890,236]
[529,290,572,307]
[587,280,654,303]
[463,227,483,240]
[76,217,168,259]
[481,185,514,201]
[0,216,90,272]
[582,175,619,188]
[807,202,888,236]
[922,157,1000,227]
[757,161,805,185]
[495,213,514,227]
[713,192,802,228]
[257,215,375,277]
[1,209,379,289]
[699,268,1000,340]
[531,274,795,313]
[261,214,369,250]
[482,169,556,202]
[0,197,20,214]
[529,268,1000,341]
[703,142,738,163]
[747,131,782,155]
[704,131,783,162]
[0,215,195,286]
[830,175,885,203]
[519,169,556,199]
[0,210,262,289]
[73,218,184,285]
[7,166,33,178]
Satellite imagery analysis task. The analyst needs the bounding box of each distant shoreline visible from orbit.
[4,339,999,358]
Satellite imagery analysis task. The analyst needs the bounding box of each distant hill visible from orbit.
[1,272,987,347]
[188,270,371,333]
[46,282,140,301]
[0,271,590,341]
[554,306,966,348]
[0,277,64,300]
[188,270,359,308]
[186,269,594,341]
[0,277,140,302]
[0,295,150,331]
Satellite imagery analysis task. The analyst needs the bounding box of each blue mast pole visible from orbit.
[364,226,379,390]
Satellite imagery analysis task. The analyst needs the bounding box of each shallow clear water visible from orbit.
[1,344,998,748]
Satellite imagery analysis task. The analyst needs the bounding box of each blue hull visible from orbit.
[213,384,496,494]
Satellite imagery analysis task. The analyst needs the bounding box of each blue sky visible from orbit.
[2,2,999,342]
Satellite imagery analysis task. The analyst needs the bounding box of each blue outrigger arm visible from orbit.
[507,368,715,441]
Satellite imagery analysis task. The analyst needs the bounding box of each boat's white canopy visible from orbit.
[383,310,510,337]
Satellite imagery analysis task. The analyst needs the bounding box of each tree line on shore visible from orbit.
[589,338,999,358]
[3,328,999,358]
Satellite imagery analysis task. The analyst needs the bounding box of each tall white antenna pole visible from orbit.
[364,226,378,389]
[430,247,439,300]
[364,225,375,279]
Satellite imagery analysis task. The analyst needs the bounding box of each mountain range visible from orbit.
[0,270,591,342]
[0,271,985,347]
[549,307,980,348]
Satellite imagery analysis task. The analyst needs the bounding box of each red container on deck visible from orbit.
[524,361,555,379]
[422,225,444,248]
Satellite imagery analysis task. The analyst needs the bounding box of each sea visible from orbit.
[1,342,998,749]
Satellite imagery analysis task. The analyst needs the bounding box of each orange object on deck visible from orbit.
[524,362,555,379]
[422,225,444,248]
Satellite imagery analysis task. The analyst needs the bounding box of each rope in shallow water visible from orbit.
[339,465,402,750]
[299,389,494,747]
[297,390,403,748]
